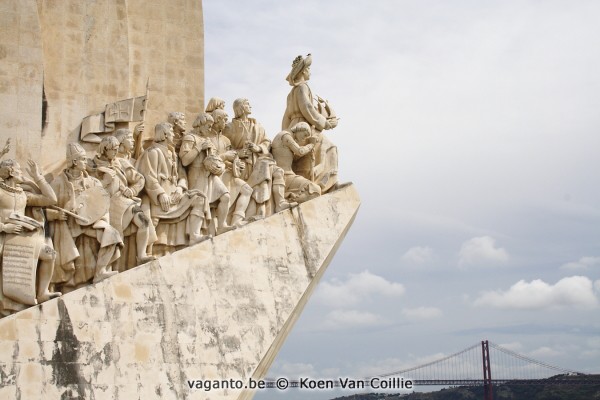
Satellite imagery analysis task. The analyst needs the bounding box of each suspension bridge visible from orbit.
[265,340,600,398]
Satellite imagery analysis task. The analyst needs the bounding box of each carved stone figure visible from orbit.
[180,113,235,237]
[114,128,137,163]
[208,108,252,227]
[90,136,156,268]
[205,97,225,113]
[271,122,322,204]
[136,123,206,252]
[50,143,122,290]
[282,54,339,192]
[0,159,61,316]
[223,98,293,219]
[167,112,187,153]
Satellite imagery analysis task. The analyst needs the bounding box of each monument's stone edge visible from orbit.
[0,184,360,400]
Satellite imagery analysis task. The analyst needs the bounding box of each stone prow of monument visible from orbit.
[0,184,360,400]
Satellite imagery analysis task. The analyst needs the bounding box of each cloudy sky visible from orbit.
[203,1,600,398]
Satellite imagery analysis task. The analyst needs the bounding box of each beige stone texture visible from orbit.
[0,0,204,174]
[0,184,360,399]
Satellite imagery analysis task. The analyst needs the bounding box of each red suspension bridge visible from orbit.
[266,340,600,398]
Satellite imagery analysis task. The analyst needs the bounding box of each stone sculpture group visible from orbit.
[0,54,341,318]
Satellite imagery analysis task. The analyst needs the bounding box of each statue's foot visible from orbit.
[216,225,236,236]
[233,219,248,228]
[275,201,298,213]
[38,291,62,303]
[231,215,248,228]
[190,234,211,246]
[247,215,264,223]
[93,270,118,283]
[137,255,157,264]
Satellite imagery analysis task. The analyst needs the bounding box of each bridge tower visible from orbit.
[482,340,494,400]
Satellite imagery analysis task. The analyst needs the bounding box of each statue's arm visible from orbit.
[25,160,57,207]
[179,135,199,167]
[139,150,165,201]
[283,134,313,157]
[296,84,327,130]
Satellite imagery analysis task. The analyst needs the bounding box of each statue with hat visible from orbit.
[282,54,340,193]
[49,142,122,291]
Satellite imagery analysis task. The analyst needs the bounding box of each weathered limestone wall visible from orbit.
[0,0,204,173]
[0,184,360,400]
[0,1,44,162]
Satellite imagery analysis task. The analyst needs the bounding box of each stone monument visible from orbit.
[0,2,359,399]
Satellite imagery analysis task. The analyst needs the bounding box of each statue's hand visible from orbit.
[235,159,246,170]
[26,159,44,181]
[171,187,184,204]
[249,143,261,153]
[134,122,144,137]
[122,187,134,198]
[46,209,68,221]
[3,223,22,234]
[158,193,170,212]
[224,150,237,161]
[98,166,116,179]
[325,118,338,130]
[200,140,213,151]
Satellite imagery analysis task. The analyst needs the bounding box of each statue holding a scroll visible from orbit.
[0,159,61,316]
[136,122,206,252]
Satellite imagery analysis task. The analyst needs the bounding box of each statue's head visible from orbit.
[291,122,312,143]
[192,113,214,136]
[167,112,186,132]
[211,109,229,132]
[66,142,87,171]
[232,98,251,118]
[0,159,22,182]
[286,53,312,85]
[114,128,134,152]
[205,97,225,113]
[154,122,174,144]
[97,136,120,161]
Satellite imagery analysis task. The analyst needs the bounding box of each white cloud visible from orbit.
[402,306,442,319]
[498,342,523,352]
[321,309,386,330]
[459,236,509,267]
[474,276,599,310]
[528,346,564,358]
[315,270,405,308]
[561,256,600,270]
[401,246,434,265]
[594,280,600,293]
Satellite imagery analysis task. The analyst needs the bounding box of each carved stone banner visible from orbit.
[1,231,43,305]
